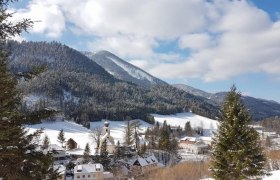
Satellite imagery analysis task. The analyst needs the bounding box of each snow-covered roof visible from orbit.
[146,155,158,164]
[48,144,65,151]
[132,155,158,167]
[74,164,104,173]
[180,136,198,142]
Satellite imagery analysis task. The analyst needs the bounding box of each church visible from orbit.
[99,121,115,154]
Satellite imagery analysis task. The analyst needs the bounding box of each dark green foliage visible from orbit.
[0,1,59,179]
[131,120,142,153]
[0,0,33,39]
[0,52,59,179]
[41,134,50,150]
[124,120,133,146]
[158,121,171,151]
[100,140,111,171]
[210,86,266,179]
[184,121,194,136]
[114,141,122,160]
[57,129,66,147]
[139,142,147,155]
[83,143,91,163]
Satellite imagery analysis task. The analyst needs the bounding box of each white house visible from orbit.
[99,121,115,154]
[73,164,113,180]
[179,136,211,154]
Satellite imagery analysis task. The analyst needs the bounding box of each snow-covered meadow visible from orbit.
[26,119,152,155]
[152,112,219,136]
[25,112,218,155]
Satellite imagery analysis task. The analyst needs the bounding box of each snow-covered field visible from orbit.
[26,119,152,155]
[26,112,218,155]
[152,112,219,136]
[263,170,280,180]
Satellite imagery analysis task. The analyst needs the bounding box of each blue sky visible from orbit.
[11,0,280,102]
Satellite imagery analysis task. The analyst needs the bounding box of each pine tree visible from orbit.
[184,121,194,136]
[210,86,266,179]
[0,1,59,179]
[131,120,142,153]
[100,140,111,170]
[42,134,50,150]
[57,129,66,147]
[159,121,170,151]
[0,54,59,178]
[83,143,91,163]
[124,120,133,146]
[114,140,122,160]
[139,142,147,155]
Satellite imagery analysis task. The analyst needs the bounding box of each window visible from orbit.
[77,175,80,178]
[88,175,91,178]
[82,175,85,178]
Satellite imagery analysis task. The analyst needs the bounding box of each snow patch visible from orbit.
[108,56,155,83]
[263,170,280,180]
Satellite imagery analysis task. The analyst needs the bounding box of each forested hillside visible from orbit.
[8,41,218,126]
[84,50,167,87]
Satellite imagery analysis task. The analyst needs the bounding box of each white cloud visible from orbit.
[13,0,280,83]
[88,35,157,59]
[12,0,65,38]
[179,33,213,50]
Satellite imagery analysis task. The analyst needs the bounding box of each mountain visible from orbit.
[172,84,212,98]
[173,84,280,121]
[7,41,219,126]
[84,51,167,87]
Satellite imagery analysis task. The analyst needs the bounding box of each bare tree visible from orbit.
[90,126,102,153]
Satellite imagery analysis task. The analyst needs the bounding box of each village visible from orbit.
[35,113,280,180]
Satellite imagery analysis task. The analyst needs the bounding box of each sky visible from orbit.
[9,0,280,102]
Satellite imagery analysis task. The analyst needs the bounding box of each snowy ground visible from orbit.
[26,112,218,155]
[26,119,152,155]
[263,170,280,180]
[152,112,219,136]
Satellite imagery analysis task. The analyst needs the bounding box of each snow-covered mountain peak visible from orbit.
[84,50,167,87]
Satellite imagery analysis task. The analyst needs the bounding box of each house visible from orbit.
[99,121,115,154]
[53,165,66,180]
[130,155,159,175]
[73,164,113,180]
[180,141,209,154]
[46,144,66,160]
[180,136,200,145]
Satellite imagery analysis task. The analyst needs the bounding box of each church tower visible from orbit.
[99,121,115,154]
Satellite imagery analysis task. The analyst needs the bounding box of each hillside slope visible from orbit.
[84,50,167,87]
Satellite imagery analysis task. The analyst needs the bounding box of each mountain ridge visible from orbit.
[84,50,167,87]
[173,84,280,121]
